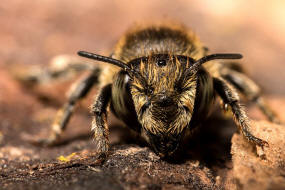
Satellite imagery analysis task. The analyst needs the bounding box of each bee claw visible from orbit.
[97,151,108,160]
[261,140,269,148]
[254,138,269,149]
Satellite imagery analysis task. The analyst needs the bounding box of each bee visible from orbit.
[35,23,281,158]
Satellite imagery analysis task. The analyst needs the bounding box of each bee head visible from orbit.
[128,54,197,157]
[77,50,242,157]
[128,53,242,157]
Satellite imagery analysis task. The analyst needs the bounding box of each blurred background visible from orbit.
[0,0,285,95]
[0,2,285,186]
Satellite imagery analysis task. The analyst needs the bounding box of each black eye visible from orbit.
[157,59,167,67]
[146,86,154,95]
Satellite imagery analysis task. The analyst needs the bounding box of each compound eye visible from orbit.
[157,59,167,67]
[124,74,130,84]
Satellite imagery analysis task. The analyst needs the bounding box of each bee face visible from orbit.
[78,49,242,158]
[129,54,197,157]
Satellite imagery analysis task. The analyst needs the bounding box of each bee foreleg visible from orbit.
[222,70,281,124]
[36,69,100,146]
[14,56,94,85]
[213,77,268,147]
[91,83,112,158]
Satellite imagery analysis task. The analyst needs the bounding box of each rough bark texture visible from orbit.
[230,121,285,190]
[1,68,284,189]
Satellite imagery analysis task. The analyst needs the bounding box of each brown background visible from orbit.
[1,0,285,94]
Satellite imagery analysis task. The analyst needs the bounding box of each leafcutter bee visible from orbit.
[33,23,280,158]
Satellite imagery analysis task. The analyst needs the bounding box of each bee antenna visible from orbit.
[78,51,148,86]
[78,51,131,71]
[191,53,243,73]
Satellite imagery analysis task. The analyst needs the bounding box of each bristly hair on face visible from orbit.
[78,50,242,84]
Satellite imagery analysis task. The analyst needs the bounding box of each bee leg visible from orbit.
[222,70,281,124]
[91,84,112,159]
[213,77,269,147]
[36,69,100,146]
[13,56,93,86]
